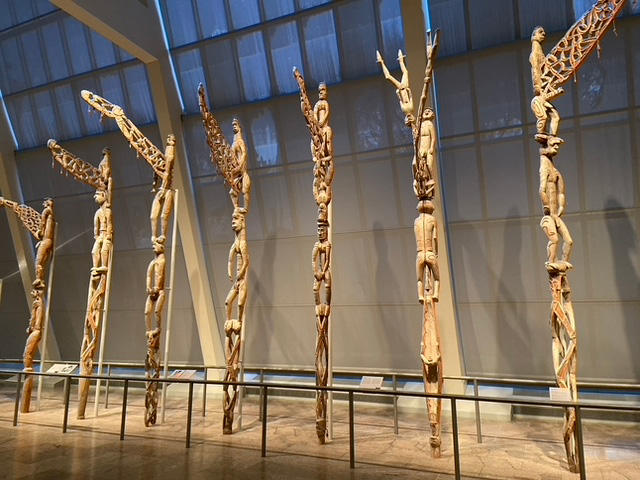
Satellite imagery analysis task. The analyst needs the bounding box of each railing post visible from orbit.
[13,372,22,426]
[104,364,111,409]
[186,382,194,448]
[473,378,482,443]
[120,379,129,441]
[349,390,355,469]
[451,397,461,480]
[261,385,268,457]
[202,368,207,417]
[575,406,587,480]
[62,376,71,433]
[259,369,264,422]
[392,374,398,434]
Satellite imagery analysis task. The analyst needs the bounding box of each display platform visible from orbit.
[2,381,639,479]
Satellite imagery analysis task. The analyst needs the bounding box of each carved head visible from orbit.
[232,118,241,134]
[231,208,246,232]
[423,108,434,120]
[417,200,434,214]
[153,237,165,254]
[318,83,327,100]
[541,135,564,157]
[167,134,176,146]
[43,197,53,209]
[94,189,107,205]
[317,221,329,241]
[532,26,545,43]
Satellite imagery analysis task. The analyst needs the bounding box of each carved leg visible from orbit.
[315,304,329,444]
[549,273,579,473]
[421,298,442,458]
[222,322,241,434]
[144,329,161,427]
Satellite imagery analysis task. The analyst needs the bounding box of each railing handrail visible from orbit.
[3,369,640,413]
[2,360,640,392]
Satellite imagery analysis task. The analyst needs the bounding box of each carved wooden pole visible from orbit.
[529,0,626,473]
[377,31,444,458]
[198,85,251,434]
[293,69,334,445]
[0,197,55,413]
[47,140,114,419]
[81,90,175,427]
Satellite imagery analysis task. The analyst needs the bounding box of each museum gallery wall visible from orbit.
[1,0,640,451]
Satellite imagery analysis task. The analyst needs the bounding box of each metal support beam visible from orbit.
[53,0,225,368]
[0,98,61,363]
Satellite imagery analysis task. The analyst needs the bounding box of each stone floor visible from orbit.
[1,383,639,479]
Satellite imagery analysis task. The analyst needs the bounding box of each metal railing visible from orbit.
[4,369,640,480]
[3,359,639,445]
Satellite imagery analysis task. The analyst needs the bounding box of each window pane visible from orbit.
[203,39,242,107]
[7,95,38,148]
[469,0,515,49]
[229,0,261,29]
[518,0,567,38]
[268,22,302,94]
[250,109,280,166]
[264,0,295,20]
[194,0,227,38]
[176,49,205,113]
[0,37,25,93]
[42,21,69,82]
[302,11,341,85]
[34,0,57,16]
[53,84,82,139]
[378,0,404,61]
[90,30,117,68]
[123,65,156,124]
[338,0,377,79]
[236,31,271,101]
[353,84,388,151]
[33,90,56,142]
[63,18,91,74]
[428,0,466,56]
[21,30,47,87]
[298,0,331,9]
[163,0,198,47]
[11,0,34,24]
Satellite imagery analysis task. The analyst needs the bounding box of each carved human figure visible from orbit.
[225,207,249,335]
[33,198,54,288]
[376,49,414,124]
[539,136,573,269]
[23,287,45,372]
[312,221,332,307]
[413,108,437,197]
[313,83,333,160]
[530,27,560,138]
[230,119,251,211]
[145,238,166,337]
[150,135,175,243]
[414,200,440,304]
[92,189,113,275]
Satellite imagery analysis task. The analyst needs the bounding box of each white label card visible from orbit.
[360,376,384,390]
[549,387,572,402]
[46,364,77,374]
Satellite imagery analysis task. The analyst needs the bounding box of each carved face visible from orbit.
[547,137,562,155]
[43,198,53,209]
[532,27,545,43]
[94,189,106,205]
[232,119,240,134]
[318,83,327,100]
[231,211,245,232]
[423,108,434,120]
[317,223,328,241]
[153,239,165,254]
